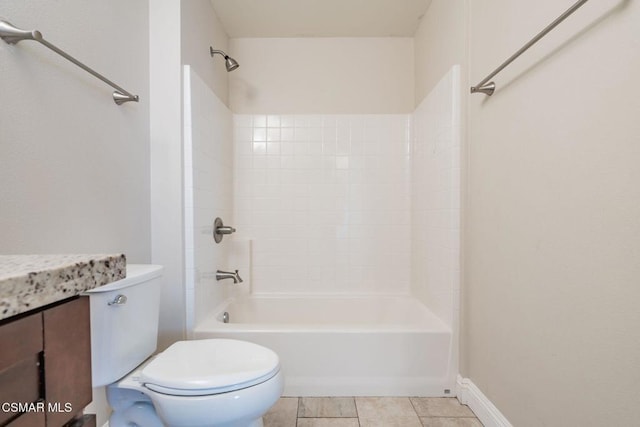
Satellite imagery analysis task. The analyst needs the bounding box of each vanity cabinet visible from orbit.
[0,297,95,427]
[0,312,42,426]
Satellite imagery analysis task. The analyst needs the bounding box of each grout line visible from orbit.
[354,396,361,427]
[273,396,482,427]
[423,416,480,418]
[408,397,426,427]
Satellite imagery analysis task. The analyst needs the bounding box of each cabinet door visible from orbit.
[6,411,45,427]
[43,297,92,427]
[0,312,43,426]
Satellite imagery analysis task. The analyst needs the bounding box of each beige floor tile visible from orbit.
[359,415,423,427]
[263,397,298,427]
[298,397,358,418]
[356,397,418,418]
[421,417,484,427]
[297,419,360,427]
[356,397,422,427]
[410,397,476,417]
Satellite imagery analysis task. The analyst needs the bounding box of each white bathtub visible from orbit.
[193,295,455,396]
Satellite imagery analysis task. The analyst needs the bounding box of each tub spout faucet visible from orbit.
[216,269,243,284]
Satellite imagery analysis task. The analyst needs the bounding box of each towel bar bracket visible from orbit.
[0,19,139,105]
[470,0,591,96]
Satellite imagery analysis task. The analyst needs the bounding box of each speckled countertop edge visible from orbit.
[0,254,126,320]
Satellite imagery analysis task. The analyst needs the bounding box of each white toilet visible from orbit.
[86,265,283,427]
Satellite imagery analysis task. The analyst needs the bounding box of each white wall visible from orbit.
[0,2,150,425]
[233,114,411,295]
[229,38,415,114]
[181,0,230,106]
[179,1,234,333]
[150,0,185,351]
[419,1,640,424]
[413,0,467,106]
[413,2,468,407]
[149,0,232,348]
[464,0,640,425]
[0,1,150,260]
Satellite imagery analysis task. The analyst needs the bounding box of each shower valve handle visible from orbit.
[213,217,235,243]
[216,226,236,235]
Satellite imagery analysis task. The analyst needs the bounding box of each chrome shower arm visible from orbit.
[209,48,227,58]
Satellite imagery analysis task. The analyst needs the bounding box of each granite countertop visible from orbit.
[0,254,126,320]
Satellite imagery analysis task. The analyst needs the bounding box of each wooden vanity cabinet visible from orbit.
[43,297,93,427]
[0,297,95,427]
[0,313,42,426]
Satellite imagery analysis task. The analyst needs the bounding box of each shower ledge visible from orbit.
[0,254,126,320]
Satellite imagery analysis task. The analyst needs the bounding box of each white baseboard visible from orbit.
[456,375,512,427]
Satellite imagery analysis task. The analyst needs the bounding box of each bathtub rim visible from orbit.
[195,294,452,334]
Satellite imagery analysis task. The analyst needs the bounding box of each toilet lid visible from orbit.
[140,339,280,396]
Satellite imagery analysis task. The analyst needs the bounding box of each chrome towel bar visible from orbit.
[471,0,590,96]
[0,19,139,105]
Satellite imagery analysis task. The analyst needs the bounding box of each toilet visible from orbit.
[85,264,283,427]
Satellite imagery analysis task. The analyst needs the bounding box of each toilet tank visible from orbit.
[85,264,163,387]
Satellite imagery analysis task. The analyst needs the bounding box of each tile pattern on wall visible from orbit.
[186,67,462,330]
[411,66,461,328]
[233,114,411,295]
[184,66,234,329]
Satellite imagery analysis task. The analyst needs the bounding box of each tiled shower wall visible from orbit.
[233,115,412,295]
[185,65,460,328]
[411,66,461,327]
[183,66,234,330]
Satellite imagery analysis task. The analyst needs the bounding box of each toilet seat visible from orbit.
[140,339,280,396]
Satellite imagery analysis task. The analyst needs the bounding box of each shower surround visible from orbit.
[185,65,461,395]
[232,113,411,295]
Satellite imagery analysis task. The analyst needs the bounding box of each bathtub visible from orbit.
[193,295,455,396]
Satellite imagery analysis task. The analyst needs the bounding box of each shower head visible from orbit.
[224,56,239,72]
[209,47,239,72]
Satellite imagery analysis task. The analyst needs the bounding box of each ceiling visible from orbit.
[209,0,432,38]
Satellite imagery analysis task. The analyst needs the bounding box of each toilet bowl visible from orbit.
[108,339,283,427]
[85,265,283,427]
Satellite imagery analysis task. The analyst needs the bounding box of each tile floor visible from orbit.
[264,397,483,427]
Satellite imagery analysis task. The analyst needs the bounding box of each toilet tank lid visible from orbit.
[85,264,163,293]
